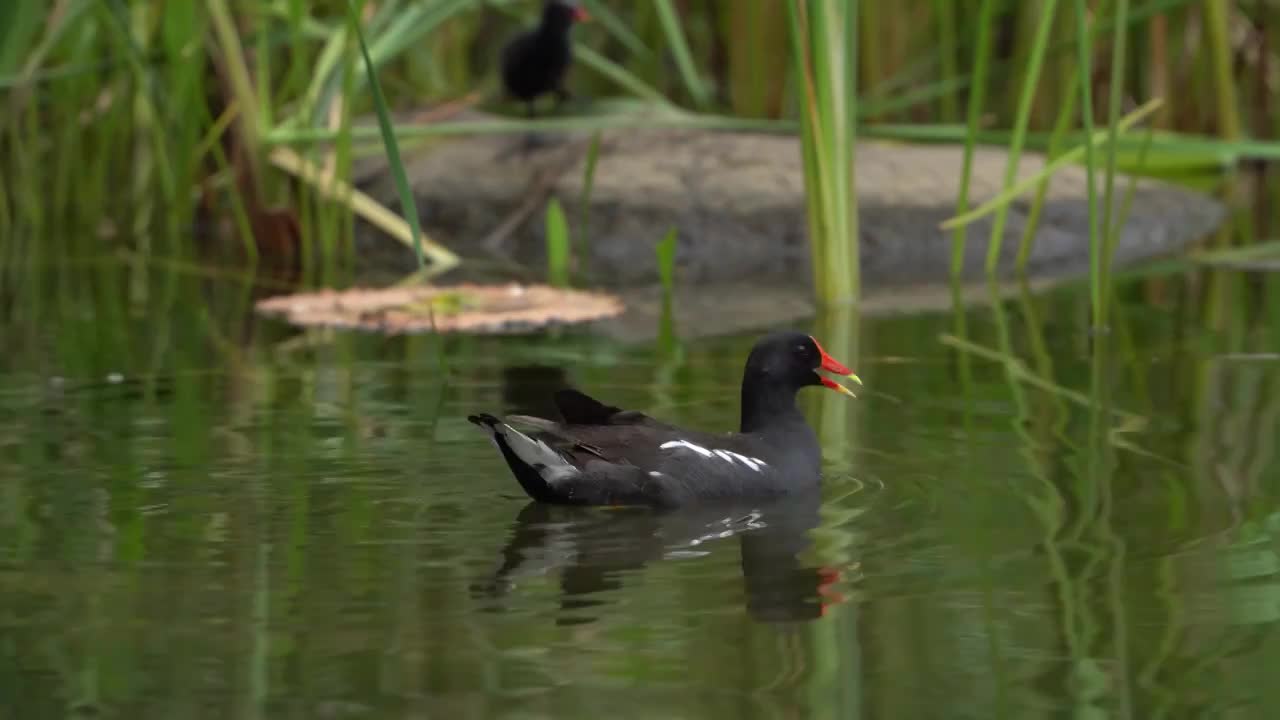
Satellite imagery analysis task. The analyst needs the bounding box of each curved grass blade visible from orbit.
[653,0,712,109]
[1071,0,1101,327]
[1098,0,1131,312]
[949,0,997,282]
[574,46,671,105]
[346,0,437,272]
[577,132,602,283]
[578,0,654,61]
[300,0,473,128]
[0,0,45,76]
[983,0,1058,276]
[655,227,678,351]
[940,98,1163,231]
[269,147,457,270]
[545,197,570,287]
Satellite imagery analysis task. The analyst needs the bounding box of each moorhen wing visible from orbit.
[500,0,589,117]
[468,331,861,507]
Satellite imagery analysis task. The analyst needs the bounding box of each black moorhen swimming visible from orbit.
[500,0,589,117]
[468,331,861,507]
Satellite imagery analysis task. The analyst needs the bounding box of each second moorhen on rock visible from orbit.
[500,0,589,117]
[468,331,861,507]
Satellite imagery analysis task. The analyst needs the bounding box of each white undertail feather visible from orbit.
[490,421,580,482]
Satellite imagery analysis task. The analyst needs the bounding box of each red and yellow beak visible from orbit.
[811,335,862,397]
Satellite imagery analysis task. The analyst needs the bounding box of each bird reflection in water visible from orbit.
[472,491,845,625]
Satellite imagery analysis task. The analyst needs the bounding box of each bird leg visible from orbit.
[521,100,540,153]
[554,87,572,110]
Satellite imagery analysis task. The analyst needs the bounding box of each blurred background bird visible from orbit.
[500,0,589,118]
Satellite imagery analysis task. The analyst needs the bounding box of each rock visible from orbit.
[354,123,1225,290]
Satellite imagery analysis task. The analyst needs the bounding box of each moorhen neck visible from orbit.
[500,0,589,117]
[468,331,861,507]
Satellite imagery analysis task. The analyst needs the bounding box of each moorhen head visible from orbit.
[468,331,861,507]
[738,331,860,433]
[500,0,590,116]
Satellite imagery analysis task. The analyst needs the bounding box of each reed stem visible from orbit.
[949,0,997,282]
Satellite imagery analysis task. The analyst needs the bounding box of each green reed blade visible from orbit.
[1202,0,1241,139]
[942,98,1162,231]
[949,0,996,282]
[984,0,1058,277]
[0,0,45,76]
[656,227,677,296]
[545,197,570,287]
[1108,120,1155,266]
[653,0,712,109]
[577,132,602,284]
[1098,0,1130,310]
[786,0,861,305]
[346,0,429,271]
[1071,0,1101,328]
[574,46,671,105]
[1017,63,1081,272]
[931,0,962,120]
[578,0,654,61]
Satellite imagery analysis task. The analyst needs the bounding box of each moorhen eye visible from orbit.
[468,331,861,507]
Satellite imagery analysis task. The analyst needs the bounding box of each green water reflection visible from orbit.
[3,263,1280,719]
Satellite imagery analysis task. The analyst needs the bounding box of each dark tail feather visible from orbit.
[553,389,622,425]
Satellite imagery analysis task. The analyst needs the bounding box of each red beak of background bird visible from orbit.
[810,335,862,397]
[573,6,590,22]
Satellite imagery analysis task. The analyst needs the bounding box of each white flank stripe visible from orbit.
[727,452,763,472]
[660,439,713,457]
[659,441,767,472]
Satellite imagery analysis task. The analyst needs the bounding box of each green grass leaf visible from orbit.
[545,197,570,287]
[654,0,712,109]
[346,0,432,271]
[941,98,1163,231]
[656,227,677,294]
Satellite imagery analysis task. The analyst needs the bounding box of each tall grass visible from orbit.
[786,0,860,305]
[1072,0,1102,327]
[544,197,570,287]
[949,0,997,282]
[655,227,678,352]
[982,0,1058,277]
[348,0,427,272]
[1,0,1278,313]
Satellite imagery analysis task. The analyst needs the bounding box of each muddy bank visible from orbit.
[354,124,1225,289]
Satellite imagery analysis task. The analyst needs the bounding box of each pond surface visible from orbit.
[3,263,1280,719]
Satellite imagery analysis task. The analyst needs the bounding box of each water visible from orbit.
[4,266,1280,719]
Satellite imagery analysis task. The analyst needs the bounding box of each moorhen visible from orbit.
[468,331,861,507]
[500,0,589,117]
